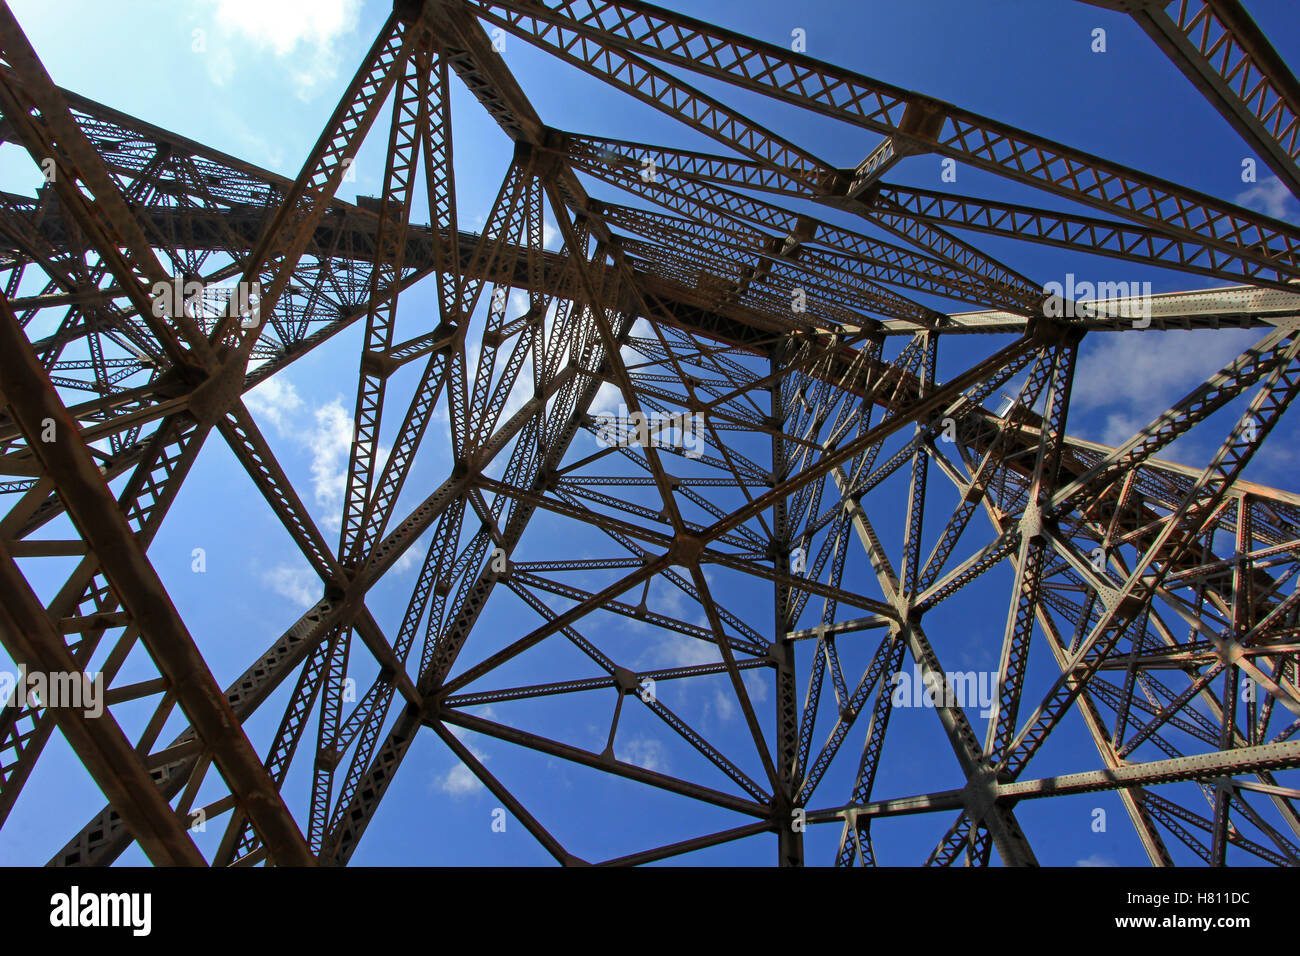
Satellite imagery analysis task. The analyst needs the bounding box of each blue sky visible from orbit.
[1,0,1299,867]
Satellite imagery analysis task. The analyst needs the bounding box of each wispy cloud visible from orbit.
[263,561,318,609]
[246,374,304,436]
[616,735,668,773]
[712,688,736,721]
[588,380,624,418]
[436,762,484,797]
[1076,854,1116,867]
[743,670,769,704]
[433,741,490,798]
[245,377,394,535]
[1073,329,1260,415]
[641,632,721,670]
[704,671,769,724]
[307,396,354,530]
[1235,175,1297,220]
[1097,411,1146,449]
[390,530,430,575]
[1070,328,1262,457]
[197,0,363,100]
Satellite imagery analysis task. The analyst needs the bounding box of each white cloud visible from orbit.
[616,735,668,773]
[437,763,483,797]
[1075,854,1116,867]
[1235,175,1297,220]
[307,396,354,530]
[299,397,393,534]
[263,562,318,608]
[498,377,533,427]
[199,0,363,99]
[243,383,395,535]
[641,632,721,670]
[434,742,490,797]
[708,671,768,723]
[1072,328,1259,419]
[1098,411,1146,449]
[487,303,541,424]
[390,545,419,575]
[390,530,428,575]
[508,290,530,317]
[713,688,736,721]
[206,45,237,86]
[588,380,624,418]
[246,374,304,436]
[632,579,721,668]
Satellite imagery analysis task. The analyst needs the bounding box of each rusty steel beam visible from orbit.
[2,0,1298,870]
[0,292,316,866]
[0,540,206,866]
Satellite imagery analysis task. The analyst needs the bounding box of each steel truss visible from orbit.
[0,0,1298,866]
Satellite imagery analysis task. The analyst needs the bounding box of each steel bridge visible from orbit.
[0,0,1299,866]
